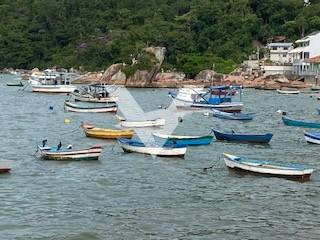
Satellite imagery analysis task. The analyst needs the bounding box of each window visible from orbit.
[283,54,287,57]
[304,52,310,59]
[284,47,288,50]
[272,47,277,50]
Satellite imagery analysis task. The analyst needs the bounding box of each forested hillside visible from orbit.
[1,0,320,75]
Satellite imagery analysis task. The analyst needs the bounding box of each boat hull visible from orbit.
[172,98,243,113]
[64,101,117,113]
[276,89,300,94]
[153,133,213,146]
[82,124,134,139]
[38,146,102,161]
[304,132,320,144]
[282,116,320,128]
[32,84,77,93]
[120,119,165,128]
[213,130,272,143]
[212,109,254,120]
[0,167,11,173]
[223,153,313,181]
[118,139,186,157]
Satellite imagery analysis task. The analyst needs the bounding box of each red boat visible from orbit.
[0,167,11,173]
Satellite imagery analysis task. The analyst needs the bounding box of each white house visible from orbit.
[289,31,320,75]
[266,42,293,63]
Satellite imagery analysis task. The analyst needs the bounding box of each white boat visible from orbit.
[72,84,118,103]
[169,86,243,112]
[118,138,186,157]
[30,69,77,93]
[304,132,320,144]
[120,118,165,128]
[64,101,117,113]
[223,153,314,181]
[276,89,300,94]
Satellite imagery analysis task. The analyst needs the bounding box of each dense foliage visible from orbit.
[1,0,320,76]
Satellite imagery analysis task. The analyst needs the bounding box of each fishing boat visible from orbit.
[213,129,273,143]
[6,81,24,87]
[117,116,166,127]
[212,109,255,120]
[223,153,314,181]
[0,167,11,173]
[169,85,243,112]
[152,133,213,146]
[118,138,187,157]
[72,84,118,103]
[82,122,134,139]
[282,116,320,128]
[304,131,320,144]
[276,89,300,94]
[37,143,103,161]
[64,100,117,113]
[30,69,78,93]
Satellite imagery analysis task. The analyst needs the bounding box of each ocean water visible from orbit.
[0,74,319,240]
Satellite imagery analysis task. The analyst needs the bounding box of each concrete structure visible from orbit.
[305,55,320,84]
[263,65,293,76]
[266,42,293,63]
[289,31,320,75]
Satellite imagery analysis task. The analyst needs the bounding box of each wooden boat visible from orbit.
[118,117,166,127]
[223,153,314,181]
[213,130,273,143]
[37,144,102,161]
[64,100,117,113]
[118,138,187,157]
[152,133,213,146]
[276,89,300,94]
[212,109,255,120]
[81,122,134,139]
[6,81,24,87]
[72,84,118,103]
[0,167,11,173]
[304,131,320,144]
[73,92,118,103]
[282,116,320,128]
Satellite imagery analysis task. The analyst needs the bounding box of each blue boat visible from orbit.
[213,129,273,143]
[223,153,314,181]
[304,131,320,144]
[152,133,213,146]
[212,109,255,120]
[282,116,320,128]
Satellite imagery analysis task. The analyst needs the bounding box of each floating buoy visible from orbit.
[178,116,183,122]
[276,109,282,114]
[203,112,210,117]
[49,106,54,110]
[64,118,71,124]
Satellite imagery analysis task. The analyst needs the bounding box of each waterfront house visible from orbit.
[289,31,320,76]
[266,42,293,63]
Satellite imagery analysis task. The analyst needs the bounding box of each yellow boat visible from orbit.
[81,123,134,139]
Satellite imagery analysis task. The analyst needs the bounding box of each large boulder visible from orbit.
[101,63,125,82]
[151,72,186,87]
[111,70,126,84]
[195,70,223,83]
[126,70,151,87]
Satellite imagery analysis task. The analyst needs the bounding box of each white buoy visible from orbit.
[203,112,210,116]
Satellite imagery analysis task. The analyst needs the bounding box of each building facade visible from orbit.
[289,31,320,75]
[266,43,293,63]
